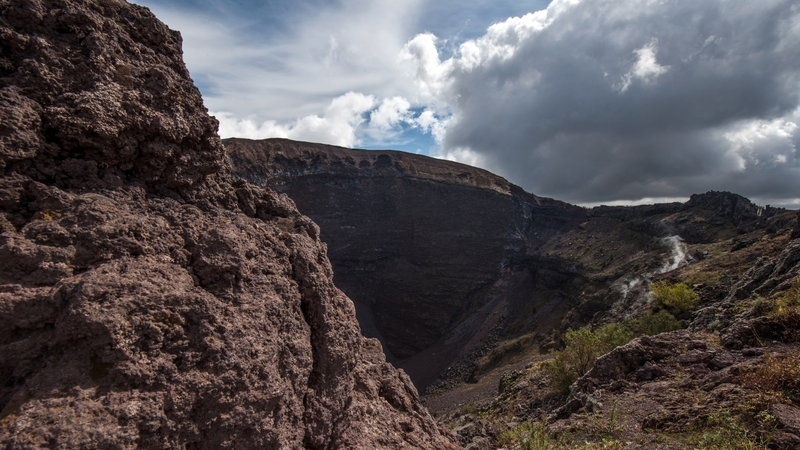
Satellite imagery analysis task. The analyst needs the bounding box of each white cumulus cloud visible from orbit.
[369,97,412,131]
[616,40,670,93]
[214,92,376,148]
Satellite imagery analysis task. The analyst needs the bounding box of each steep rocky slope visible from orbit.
[0,1,453,448]
[226,138,587,390]
[226,138,796,394]
[438,224,800,449]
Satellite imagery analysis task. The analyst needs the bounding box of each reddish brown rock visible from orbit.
[574,330,704,386]
[0,0,455,448]
[771,403,800,448]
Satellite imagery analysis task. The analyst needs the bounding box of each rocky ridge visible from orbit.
[225,138,797,395]
[0,1,453,448]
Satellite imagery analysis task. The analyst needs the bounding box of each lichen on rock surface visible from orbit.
[0,0,454,448]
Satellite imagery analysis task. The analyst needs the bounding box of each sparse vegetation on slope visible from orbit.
[545,313,684,394]
[741,352,800,403]
[774,278,800,320]
[435,222,800,449]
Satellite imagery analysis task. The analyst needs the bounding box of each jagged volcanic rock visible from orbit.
[685,191,792,234]
[0,1,454,448]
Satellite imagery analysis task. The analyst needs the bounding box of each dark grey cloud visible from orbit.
[408,0,800,206]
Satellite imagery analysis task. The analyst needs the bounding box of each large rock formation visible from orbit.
[0,1,453,448]
[228,139,590,357]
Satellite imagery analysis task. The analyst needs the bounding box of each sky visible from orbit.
[133,0,800,209]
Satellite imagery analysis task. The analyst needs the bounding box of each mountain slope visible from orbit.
[226,138,796,395]
[438,218,800,449]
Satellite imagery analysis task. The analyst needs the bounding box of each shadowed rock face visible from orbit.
[226,138,590,388]
[0,1,454,448]
[226,138,798,393]
[229,139,575,361]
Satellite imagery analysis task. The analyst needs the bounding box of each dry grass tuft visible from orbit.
[740,352,800,402]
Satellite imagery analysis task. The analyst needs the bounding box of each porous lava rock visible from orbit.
[0,1,454,448]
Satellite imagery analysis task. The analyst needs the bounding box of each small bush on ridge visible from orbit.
[625,310,682,336]
[650,280,699,314]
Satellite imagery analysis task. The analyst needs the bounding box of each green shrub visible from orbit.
[520,420,557,450]
[497,421,533,448]
[774,277,800,318]
[650,281,699,313]
[498,420,557,450]
[594,323,633,350]
[564,328,604,375]
[545,327,618,394]
[545,328,606,393]
[546,312,682,394]
[546,351,579,394]
[752,294,767,316]
[626,310,682,336]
